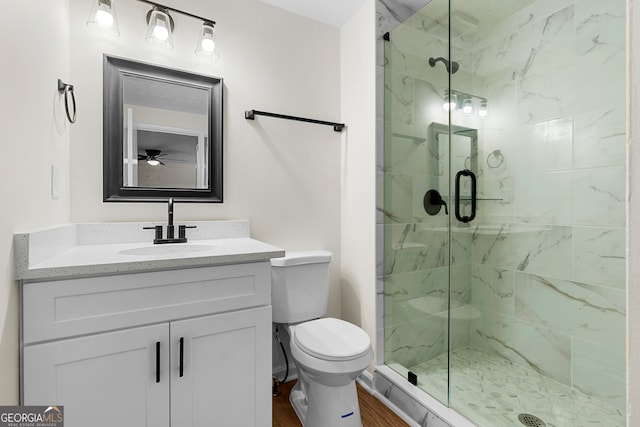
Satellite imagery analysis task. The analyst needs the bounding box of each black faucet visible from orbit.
[143,198,196,244]
[167,197,175,239]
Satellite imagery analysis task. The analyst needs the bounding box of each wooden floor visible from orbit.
[273,380,409,427]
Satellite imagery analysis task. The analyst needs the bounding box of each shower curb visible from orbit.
[357,371,422,427]
[373,365,477,427]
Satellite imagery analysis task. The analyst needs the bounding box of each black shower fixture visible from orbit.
[429,57,460,74]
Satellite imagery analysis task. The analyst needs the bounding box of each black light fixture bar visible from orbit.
[449,88,486,103]
[245,110,346,132]
[135,0,215,24]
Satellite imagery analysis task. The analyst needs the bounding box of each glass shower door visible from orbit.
[383,0,627,426]
[446,0,627,426]
[382,0,453,405]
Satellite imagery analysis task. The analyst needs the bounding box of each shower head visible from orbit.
[429,57,460,74]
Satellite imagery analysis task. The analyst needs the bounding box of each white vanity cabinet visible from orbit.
[24,323,171,427]
[21,262,272,427]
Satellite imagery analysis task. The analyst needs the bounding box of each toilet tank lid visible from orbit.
[270,250,332,267]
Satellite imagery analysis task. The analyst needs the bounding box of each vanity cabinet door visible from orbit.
[23,324,170,427]
[170,306,272,427]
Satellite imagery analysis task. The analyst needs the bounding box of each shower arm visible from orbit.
[428,57,459,74]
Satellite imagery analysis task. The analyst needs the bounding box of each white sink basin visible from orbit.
[118,244,216,256]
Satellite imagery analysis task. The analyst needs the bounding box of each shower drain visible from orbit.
[518,413,546,427]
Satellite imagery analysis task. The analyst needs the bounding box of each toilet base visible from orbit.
[289,374,363,427]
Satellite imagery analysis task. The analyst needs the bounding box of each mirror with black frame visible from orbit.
[103,55,223,202]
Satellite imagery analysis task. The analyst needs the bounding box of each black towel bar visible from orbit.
[245,109,345,132]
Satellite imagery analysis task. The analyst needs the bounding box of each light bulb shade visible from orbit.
[87,0,120,36]
[478,99,488,117]
[195,21,219,59]
[462,98,473,114]
[147,158,160,166]
[145,8,174,49]
[443,90,457,111]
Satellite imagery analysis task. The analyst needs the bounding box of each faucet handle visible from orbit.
[143,225,163,241]
[178,225,197,239]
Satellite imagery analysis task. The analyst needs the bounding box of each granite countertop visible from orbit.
[14,221,284,282]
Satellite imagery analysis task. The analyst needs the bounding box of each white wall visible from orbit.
[339,0,378,367]
[0,1,72,403]
[0,0,345,401]
[68,0,343,316]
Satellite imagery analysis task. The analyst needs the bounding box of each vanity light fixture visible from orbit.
[462,98,473,115]
[478,99,488,117]
[442,88,488,117]
[86,0,218,59]
[87,0,120,36]
[195,21,219,59]
[443,89,457,111]
[145,6,174,49]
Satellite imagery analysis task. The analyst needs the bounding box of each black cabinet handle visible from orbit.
[179,337,184,378]
[155,341,161,383]
[455,169,477,223]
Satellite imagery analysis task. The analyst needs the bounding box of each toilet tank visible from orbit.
[270,250,332,324]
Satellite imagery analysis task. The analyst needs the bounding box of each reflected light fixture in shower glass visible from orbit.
[87,0,120,36]
[145,7,174,49]
[462,98,473,114]
[443,89,457,111]
[479,99,488,117]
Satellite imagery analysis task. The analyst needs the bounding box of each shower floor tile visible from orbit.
[403,346,625,427]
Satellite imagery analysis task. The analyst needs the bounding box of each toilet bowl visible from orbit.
[270,251,372,427]
[288,319,372,426]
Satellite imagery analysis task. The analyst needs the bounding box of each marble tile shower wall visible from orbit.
[382,0,626,411]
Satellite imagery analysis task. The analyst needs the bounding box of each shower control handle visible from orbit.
[455,169,477,223]
[423,189,448,216]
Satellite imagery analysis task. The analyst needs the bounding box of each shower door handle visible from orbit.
[455,169,476,223]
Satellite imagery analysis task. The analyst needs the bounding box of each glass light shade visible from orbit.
[478,100,488,117]
[443,90,457,111]
[145,8,174,49]
[147,158,160,166]
[195,22,219,59]
[462,98,473,114]
[87,0,119,36]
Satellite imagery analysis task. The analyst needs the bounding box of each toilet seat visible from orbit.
[293,318,371,361]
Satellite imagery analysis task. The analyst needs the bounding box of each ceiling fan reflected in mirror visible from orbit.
[138,149,177,166]
[139,149,164,166]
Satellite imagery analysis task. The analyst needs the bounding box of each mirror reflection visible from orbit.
[122,74,209,189]
[429,122,478,182]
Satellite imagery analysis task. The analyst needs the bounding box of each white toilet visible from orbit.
[270,250,373,427]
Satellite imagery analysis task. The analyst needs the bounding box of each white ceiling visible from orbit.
[258,0,366,28]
